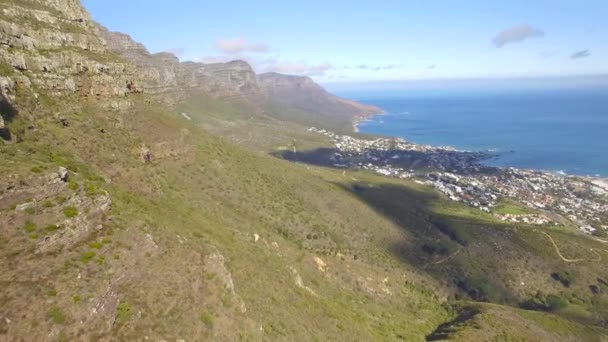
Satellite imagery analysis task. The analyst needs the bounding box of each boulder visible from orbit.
[58,166,69,182]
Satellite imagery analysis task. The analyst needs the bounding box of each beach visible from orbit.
[592,178,608,191]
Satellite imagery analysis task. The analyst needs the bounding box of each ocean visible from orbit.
[342,88,608,176]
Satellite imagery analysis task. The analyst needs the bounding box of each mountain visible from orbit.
[1,1,608,341]
[98,27,262,101]
[258,72,380,130]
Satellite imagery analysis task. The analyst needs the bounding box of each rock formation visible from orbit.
[0,0,262,103]
[0,0,378,126]
[98,27,262,102]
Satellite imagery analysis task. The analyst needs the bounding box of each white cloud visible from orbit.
[214,37,269,54]
[193,55,236,64]
[346,64,401,71]
[571,49,591,59]
[258,59,334,76]
[163,47,185,57]
[194,55,334,77]
[493,24,544,47]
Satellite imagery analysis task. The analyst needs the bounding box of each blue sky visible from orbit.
[82,0,608,83]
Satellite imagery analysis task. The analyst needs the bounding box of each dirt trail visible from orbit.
[424,248,463,269]
[542,232,586,263]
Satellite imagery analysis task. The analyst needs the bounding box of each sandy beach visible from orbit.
[592,178,608,191]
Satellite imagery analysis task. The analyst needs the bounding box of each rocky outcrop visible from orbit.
[0,0,260,102]
[0,0,141,98]
[98,27,262,101]
[0,0,376,128]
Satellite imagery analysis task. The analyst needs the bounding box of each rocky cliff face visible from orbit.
[0,0,140,100]
[0,0,376,129]
[98,27,262,102]
[0,0,261,108]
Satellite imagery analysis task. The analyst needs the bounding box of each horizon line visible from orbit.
[321,73,608,85]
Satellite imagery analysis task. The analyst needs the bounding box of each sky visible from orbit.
[82,0,608,83]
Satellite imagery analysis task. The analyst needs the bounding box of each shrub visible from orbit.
[521,291,569,312]
[63,206,78,218]
[72,295,81,303]
[200,311,214,328]
[23,221,37,233]
[47,307,67,324]
[95,256,105,265]
[116,302,132,323]
[88,241,103,249]
[30,165,44,173]
[551,271,575,288]
[456,276,511,304]
[67,181,79,191]
[42,200,54,208]
[545,294,568,311]
[45,224,60,233]
[85,182,97,197]
[25,207,36,215]
[80,251,96,264]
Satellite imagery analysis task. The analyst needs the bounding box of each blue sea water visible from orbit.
[346,89,608,176]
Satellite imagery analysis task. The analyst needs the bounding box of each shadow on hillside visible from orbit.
[272,147,499,175]
[337,181,517,305]
[272,147,526,305]
[0,95,17,141]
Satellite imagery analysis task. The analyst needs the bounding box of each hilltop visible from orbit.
[1,1,608,341]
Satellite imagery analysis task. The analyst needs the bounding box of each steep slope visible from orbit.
[1,1,608,341]
[259,72,380,131]
[1,1,448,340]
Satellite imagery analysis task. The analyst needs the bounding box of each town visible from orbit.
[308,127,608,235]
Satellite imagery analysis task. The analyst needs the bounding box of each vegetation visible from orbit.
[44,224,60,233]
[63,206,78,218]
[88,241,103,249]
[80,251,96,264]
[551,271,576,288]
[23,221,36,233]
[200,311,214,329]
[521,292,569,312]
[116,303,132,323]
[47,307,67,324]
[494,198,533,215]
[1,5,607,338]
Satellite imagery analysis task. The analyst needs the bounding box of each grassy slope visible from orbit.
[174,93,608,340]
[2,87,451,340]
[0,8,607,337]
[3,79,608,340]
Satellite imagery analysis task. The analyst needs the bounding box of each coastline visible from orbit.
[308,126,607,234]
[351,107,606,178]
[352,111,384,133]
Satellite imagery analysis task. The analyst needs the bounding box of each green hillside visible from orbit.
[1,1,608,341]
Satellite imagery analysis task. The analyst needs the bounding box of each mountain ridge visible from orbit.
[2,1,608,341]
[0,0,375,129]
